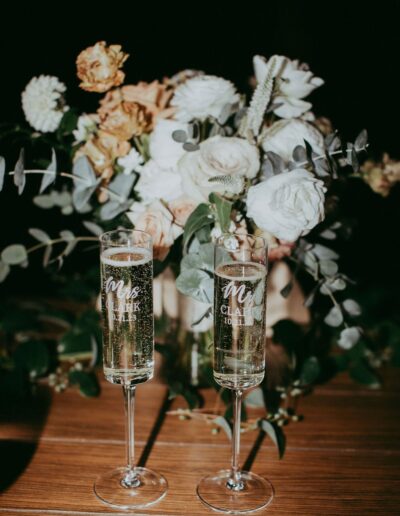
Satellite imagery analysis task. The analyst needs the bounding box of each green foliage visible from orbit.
[209,193,232,232]
[182,203,213,251]
[68,370,100,397]
[299,357,321,386]
[260,419,286,459]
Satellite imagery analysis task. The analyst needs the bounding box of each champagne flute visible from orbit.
[94,229,168,510]
[197,233,274,513]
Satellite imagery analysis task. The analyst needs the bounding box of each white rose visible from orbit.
[178,135,260,202]
[254,55,324,118]
[171,75,239,122]
[246,169,326,241]
[262,119,324,163]
[127,200,182,261]
[135,160,182,203]
[149,119,188,168]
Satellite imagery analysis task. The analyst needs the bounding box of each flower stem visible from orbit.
[8,169,125,203]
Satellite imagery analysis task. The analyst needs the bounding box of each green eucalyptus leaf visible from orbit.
[349,361,380,389]
[83,221,103,236]
[33,194,54,209]
[29,228,51,243]
[72,156,96,187]
[176,269,212,303]
[324,306,343,327]
[320,260,338,277]
[172,130,187,143]
[342,299,361,316]
[245,387,265,408]
[299,356,320,385]
[198,243,214,273]
[183,203,213,251]
[260,419,286,458]
[180,253,203,271]
[0,156,5,191]
[40,149,57,194]
[58,109,78,135]
[213,416,232,440]
[0,261,10,282]
[68,370,100,397]
[13,148,25,195]
[209,193,232,233]
[1,244,28,265]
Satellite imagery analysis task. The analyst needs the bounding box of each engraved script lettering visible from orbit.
[222,280,254,304]
[105,276,141,300]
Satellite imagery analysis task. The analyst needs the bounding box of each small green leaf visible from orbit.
[58,109,79,135]
[245,387,265,408]
[68,370,100,397]
[349,361,380,389]
[0,261,10,282]
[299,356,320,385]
[176,269,213,304]
[213,416,232,440]
[83,221,103,236]
[1,244,28,265]
[209,193,232,233]
[0,156,5,191]
[183,203,213,251]
[13,148,25,195]
[40,148,57,193]
[29,228,51,243]
[260,419,286,458]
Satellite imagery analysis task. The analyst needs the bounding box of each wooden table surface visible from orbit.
[1,366,399,515]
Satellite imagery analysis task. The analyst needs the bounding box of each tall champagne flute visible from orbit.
[197,233,274,513]
[94,229,168,509]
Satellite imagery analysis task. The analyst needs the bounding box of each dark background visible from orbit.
[0,3,399,298]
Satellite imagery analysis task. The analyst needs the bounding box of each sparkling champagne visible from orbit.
[214,262,267,390]
[100,246,154,385]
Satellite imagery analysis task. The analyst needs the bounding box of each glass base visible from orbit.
[197,469,274,514]
[94,466,167,509]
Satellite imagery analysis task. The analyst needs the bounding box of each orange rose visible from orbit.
[76,41,128,93]
[75,130,130,181]
[98,89,150,140]
[122,81,175,129]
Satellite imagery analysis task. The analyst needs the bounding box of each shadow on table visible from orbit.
[0,385,51,492]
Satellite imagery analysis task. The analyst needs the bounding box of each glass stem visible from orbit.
[122,385,140,488]
[228,389,244,491]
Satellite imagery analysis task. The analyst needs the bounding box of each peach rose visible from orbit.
[255,229,295,262]
[75,130,130,181]
[98,89,150,140]
[122,81,175,129]
[168,196,197,228]
[76,41,128,93]
[360,155,400,197]
[127,201,182,261]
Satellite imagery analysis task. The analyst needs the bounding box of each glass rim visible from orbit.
[99,228,152,246]
[215,232,268,250]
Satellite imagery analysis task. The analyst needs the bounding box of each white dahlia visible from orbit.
[22,75,68,133]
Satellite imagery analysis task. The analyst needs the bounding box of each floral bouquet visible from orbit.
[1,42,398,451]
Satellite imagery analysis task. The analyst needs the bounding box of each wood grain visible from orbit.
[1,368,400,515]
